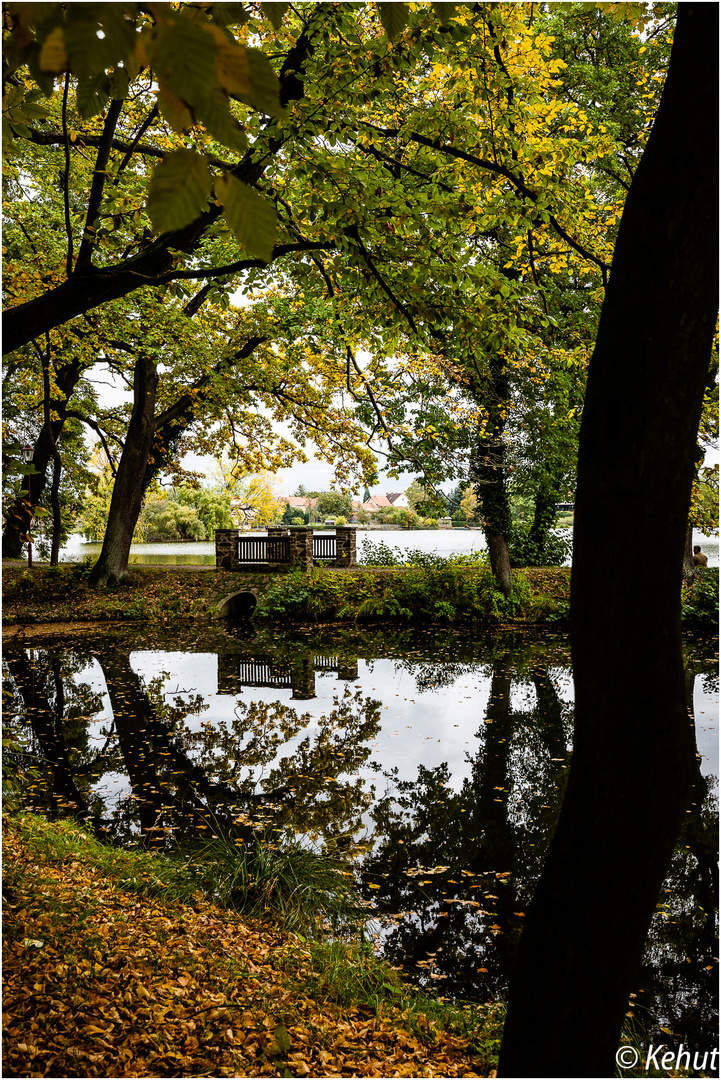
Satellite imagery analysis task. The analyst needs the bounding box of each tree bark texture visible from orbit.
[90,355,158,585]
[470,356,513,596]
[3,360,83,558]
[499,6,718,1077]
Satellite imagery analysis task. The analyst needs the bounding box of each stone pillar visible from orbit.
[267,527,288,538]
[215,528,239,570]
[335,526,357,567]
[288,526,313,570]
[337,660,359,681]
[291,657,316,699]
[217,653,241,695]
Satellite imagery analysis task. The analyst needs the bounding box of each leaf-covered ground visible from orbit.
[3,816,501,1078]
[1,562,571,629]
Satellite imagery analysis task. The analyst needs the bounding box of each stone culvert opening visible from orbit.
[218,591,258,619]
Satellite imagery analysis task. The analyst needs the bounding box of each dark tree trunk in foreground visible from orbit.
[499,6,718,1077]
[90,356,158,585]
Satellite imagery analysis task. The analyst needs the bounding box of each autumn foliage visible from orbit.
[3,815,502,1078]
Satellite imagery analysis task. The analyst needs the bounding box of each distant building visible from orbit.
[285,496,318,511]
[354,492,410,514]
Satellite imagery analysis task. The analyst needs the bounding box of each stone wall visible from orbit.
[335,526,357,568]
[215,526,358,571]
[215,529,239,570]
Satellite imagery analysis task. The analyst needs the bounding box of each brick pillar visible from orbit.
[288,526,313,570]
[335,526,357,567]
[215,528,239,570]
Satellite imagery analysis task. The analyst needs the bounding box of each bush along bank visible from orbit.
[681,567,719,630]
[2,813,505,1079]
[2,558,571,627]
[3,560,714,631]
[252,562,562,625]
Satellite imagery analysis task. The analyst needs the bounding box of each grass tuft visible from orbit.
[182,833,367,935]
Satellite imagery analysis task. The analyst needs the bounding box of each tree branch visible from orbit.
[346,226,419,334]
[360,121,611,275]
[61,74,74,279]
[74,98,124,272]
[123,241,337,285]
[117,104,159,173]
[65,411,121,473]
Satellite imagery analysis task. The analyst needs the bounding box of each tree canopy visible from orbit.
[3,1,684,576]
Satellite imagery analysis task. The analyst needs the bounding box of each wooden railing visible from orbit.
[313,534,337,561]
[314,655,339,670]
[236,536,291,564]
[237,660,292,687]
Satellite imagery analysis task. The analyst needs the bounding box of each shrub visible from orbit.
[507,526,572,567]
[682,567,719,629]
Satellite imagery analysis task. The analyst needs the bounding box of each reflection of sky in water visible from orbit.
[107,649,718,820]
[127,652,497,800]
[695,678,718,781]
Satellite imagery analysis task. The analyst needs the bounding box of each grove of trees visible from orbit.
[2,2,717,1076]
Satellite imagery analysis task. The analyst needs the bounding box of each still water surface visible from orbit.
[3,623,717,1045]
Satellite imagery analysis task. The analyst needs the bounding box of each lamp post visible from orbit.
[20,444,34,568]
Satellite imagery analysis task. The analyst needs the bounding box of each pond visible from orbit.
[3,622,717,1047]
[59,528,720,567]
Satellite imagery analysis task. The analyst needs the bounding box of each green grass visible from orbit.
[181,832,367,935]
[5,813,366,936]
[5,814,204,905]
[283,936,507,1061]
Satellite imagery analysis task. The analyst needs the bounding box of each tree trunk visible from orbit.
[499,6,718,1077]
[485,528,513,596]
[90,355,158,585]
[41,349,63,565]
[528,472,562,556]
[48,452,62,565]
[471,356,513,596]
[3,359,82,558]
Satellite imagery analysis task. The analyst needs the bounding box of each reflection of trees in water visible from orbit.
[3,642,382,856]
[361,650,717,1046]
[362,654,573,1001]
[635,657,719,1046]
[3,630,716,1040]
[3,648,106,827]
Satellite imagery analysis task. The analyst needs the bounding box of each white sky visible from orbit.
[85,362,428,498]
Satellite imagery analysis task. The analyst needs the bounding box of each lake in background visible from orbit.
[60,528,720,567]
